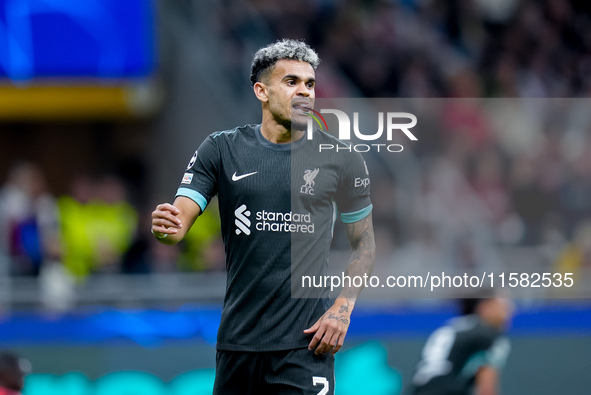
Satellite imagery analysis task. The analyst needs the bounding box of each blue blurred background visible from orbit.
[1,0,591,394]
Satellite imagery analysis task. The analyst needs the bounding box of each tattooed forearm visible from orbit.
[324,312,350,325]
[340,213,376,300]
[338,298,351,313]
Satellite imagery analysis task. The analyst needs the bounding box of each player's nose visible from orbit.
[296,83,311,97]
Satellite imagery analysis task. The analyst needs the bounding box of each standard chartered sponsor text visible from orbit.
[256,210,314,233]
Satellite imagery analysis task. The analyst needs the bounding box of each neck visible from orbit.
[260,116,304,144]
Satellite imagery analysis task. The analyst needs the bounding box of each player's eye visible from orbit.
[307,82,315,89]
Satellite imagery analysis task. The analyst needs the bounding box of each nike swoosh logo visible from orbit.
[232,171,258,181]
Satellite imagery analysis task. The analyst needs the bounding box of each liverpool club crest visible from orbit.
[300,168,319,195]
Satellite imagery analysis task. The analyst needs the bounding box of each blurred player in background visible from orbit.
[151,39,375,394]
[410,296,513,395]
[0,351,31,395]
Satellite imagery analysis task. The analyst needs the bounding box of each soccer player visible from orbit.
[151,39,375,394]
[0,351,30,395]
[409,297,513,395]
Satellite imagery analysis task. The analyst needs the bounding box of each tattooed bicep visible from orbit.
[344,212,374,247]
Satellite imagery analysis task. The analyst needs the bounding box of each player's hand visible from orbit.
[304,298,353,355]
[151,203,182,238]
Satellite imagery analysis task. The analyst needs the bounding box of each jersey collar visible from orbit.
[254,124,308,151]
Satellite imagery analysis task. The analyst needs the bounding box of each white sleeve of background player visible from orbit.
[175,135,220,212]
[334,150,372,223]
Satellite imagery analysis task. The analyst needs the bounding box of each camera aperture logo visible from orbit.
[306,109,417,153]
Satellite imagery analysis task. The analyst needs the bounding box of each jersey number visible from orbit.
[313,376,329,395]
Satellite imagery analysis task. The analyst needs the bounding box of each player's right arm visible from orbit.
[152,134,221,244]
[151,196,202,245]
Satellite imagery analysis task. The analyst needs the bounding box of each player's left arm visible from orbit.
[304,212,375,355]
[475,365,500,395]
[475,335,510,395]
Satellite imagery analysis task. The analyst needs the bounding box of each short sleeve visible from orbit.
[334,151,372,223]
[175,135,219,212]
[486,336,511,370]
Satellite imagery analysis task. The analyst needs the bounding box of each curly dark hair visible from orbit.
[250,39,320,86]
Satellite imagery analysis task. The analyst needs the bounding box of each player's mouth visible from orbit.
[292,100,313,114]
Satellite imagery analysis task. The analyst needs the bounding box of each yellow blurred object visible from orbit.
[58,196,138,279]
[0,82,162,120]
[555,244,582,274]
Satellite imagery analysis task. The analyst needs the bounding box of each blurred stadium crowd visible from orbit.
[2,0,591,300]
[218,0,591,98]
[0,163,225,279]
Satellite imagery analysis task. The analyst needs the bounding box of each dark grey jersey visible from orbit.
[411,316,511,395]
[176,124,372,351]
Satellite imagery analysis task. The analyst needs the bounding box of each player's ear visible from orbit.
[253,81,269,103]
